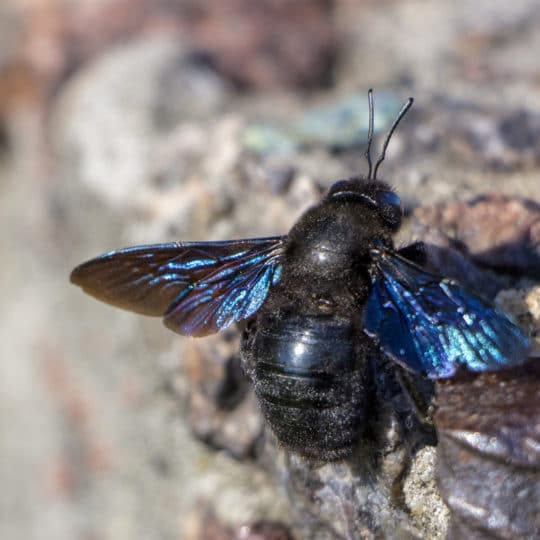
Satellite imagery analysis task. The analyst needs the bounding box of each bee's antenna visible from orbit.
[364,89,374,180]
[373,97,414,180]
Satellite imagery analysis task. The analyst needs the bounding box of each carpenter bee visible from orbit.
[71,91,529,460]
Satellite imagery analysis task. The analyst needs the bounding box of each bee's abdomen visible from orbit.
[246,313,368,460]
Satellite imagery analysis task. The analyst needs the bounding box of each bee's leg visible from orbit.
[215,354,250,411]
[371,357,434,443]
[393,368,436,436]
[363,357,435,508]
[239,317,258,382]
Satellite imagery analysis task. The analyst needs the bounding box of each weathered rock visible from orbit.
[414,194,540,279]
[435,362,540,539]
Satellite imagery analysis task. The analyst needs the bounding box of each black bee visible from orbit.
[71,90,529,460]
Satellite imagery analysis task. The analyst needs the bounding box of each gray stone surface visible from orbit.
[2,2,540,539]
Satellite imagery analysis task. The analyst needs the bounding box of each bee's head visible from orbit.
[325,90,413,232]
[327,178,402,231]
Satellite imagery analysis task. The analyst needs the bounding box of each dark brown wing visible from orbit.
[70,237,286,336]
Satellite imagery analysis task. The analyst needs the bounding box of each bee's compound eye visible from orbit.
[376,190,402,230]
[376,190,401,209]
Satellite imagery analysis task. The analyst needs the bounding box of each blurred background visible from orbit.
[1,1,540,539]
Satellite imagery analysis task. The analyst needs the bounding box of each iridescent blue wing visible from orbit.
[363,248,529,379]
[70,237,286,337]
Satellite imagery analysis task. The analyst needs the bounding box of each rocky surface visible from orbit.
[1,2,540,539]
[435,362,540,539]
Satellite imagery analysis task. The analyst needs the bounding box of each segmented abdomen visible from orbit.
[244,312,368,460]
